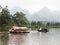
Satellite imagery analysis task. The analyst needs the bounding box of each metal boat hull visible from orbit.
[37,29,49,32]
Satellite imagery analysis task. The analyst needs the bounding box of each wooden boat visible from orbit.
[9,26,30,33]
[37,28,49,32]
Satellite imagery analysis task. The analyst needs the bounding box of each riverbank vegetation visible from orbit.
[0,6,60,32]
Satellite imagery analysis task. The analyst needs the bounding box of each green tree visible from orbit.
[31,21,36,26]
[0,6,12,31]
[0,6,12,26]
[31,21,37,28]
[13,12,29,26]
[37,21,42,26]
[46,22,50,27]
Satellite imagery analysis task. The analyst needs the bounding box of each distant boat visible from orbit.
[9,26,29,33]
[37,28,49,32]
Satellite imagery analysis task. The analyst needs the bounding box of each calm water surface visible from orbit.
[0,28,60,45]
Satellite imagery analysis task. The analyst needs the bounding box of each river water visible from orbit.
[0,28,60,45]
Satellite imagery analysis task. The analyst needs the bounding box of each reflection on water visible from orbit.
[0,33,9,45]
[9,33,28,45]
[0,28,60,45]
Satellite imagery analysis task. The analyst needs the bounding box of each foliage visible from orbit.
[46,22,60,28]
[36,21,42,26]
[13,12,29,26]
[31,21,43,28]
[0,6,60,32]
[0,6,29,31]
[0,6,12,26]
[31,21,36,26]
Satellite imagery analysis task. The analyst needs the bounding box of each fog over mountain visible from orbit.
[31,7,60,22]
[10,7,60,22]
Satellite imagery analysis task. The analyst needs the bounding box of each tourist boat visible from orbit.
[37,28,49,32]
[9,26,29,33]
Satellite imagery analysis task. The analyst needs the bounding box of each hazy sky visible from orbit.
[0,0,60,13]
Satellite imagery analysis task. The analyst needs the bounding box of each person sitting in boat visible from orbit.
[39,28,42,30]
[38,28,48,32]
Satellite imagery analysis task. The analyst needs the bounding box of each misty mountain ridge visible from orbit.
[10,7,60,22]
[30,7,60,22]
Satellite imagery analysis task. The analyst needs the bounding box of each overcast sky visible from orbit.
[0,0,60,13]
